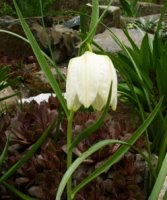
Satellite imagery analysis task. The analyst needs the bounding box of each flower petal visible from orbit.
[92,94,104,111]
[66,51,117,111]
[66,58,81,111]
[76,52,100,108]
[95,55,117,111]
[110,58,117,110]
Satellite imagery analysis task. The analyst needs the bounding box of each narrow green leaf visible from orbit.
[0,135,10,166]
[0,29,29,43]
[120,0,133,16]
[140,34,153,74]
[110,52,147,116]
[110,53,140,85]
[164,192,167,199]
[56,139,127,200]
[87,0,99,44]
[39,0,65,81]
[13,0,69,117]
[80,0,113,50]
[0,120,56,183]
[72,97,163,196]
[80,5,87,38]
[131,0,138,16]
[109,28,152,111]
[123,29,140,53]
[157,49,167,101]
[118,83,145,105]
[156,1,167,35]
[0,92,19,102]
[149,153,167,200]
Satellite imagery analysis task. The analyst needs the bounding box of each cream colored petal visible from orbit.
[111,94,117,111]
[70,95,81,111]
[110,58,118,110]
[66,51,117,111]
[75,51,100,108]
[96,56,113,105]
[92,94,104,111]
[96,55,117,111]
[66,58,81,111]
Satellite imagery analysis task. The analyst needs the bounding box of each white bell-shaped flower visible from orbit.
[66,51,117,111]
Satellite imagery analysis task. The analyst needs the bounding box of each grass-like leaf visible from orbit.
[120,0,133,16]
[149,153,167,200]
[72,97,163,197]
[80,0,113,51]
[56,139,127,200]
[0,135,10,166]
[13,0,69,117]
[87,0,99,44]
[156,1,167,35]
[109,28,152,111]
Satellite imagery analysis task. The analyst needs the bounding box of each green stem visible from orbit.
[67,111,74,200]
[79,0,113,53]
[86,43,93,51]
[88,0,99,44]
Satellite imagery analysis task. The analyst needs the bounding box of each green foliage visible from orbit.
[0,135,9,166]
[5,0,167,199]
[105,3,167,196]
[56,98,162,199]
[134,1,167,41]
[0,1,16,16]
[56,139,128,200]
[79,0,114,54]
[119,0,139,17]
[13,0,69,117]
[149,153,167,200]
[134,17,158,33]
[109,29,167,188]
[112,32,167,111]
[16,0,55,17]
[140,0,159,2]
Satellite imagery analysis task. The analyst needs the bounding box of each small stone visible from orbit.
[103,179,113,193]
[28,186,43,198]
[64,16,80,30]
[15,177,29,185]
[0,86,18,110]
[94,28,153,53]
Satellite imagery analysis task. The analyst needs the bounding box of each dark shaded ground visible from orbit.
[0,94,147,199]
[0,37,147,199]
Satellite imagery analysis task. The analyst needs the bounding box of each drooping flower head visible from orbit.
[66,51,117,111]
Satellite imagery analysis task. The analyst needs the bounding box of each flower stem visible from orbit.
[86,43,92,52]
[67,111,74,200]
